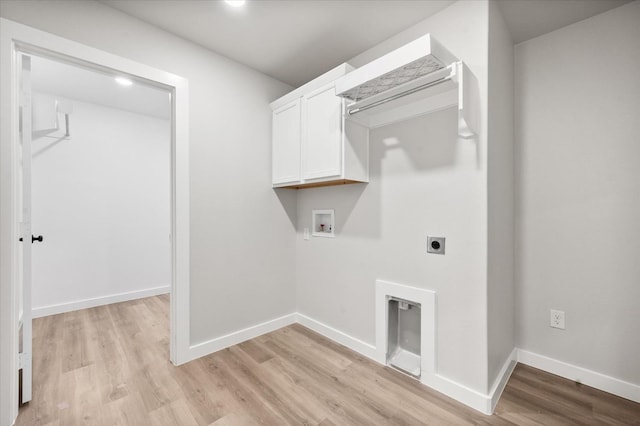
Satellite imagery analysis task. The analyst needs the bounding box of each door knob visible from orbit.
[19,235,43,243]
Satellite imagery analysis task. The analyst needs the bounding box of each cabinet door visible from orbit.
[272,99,301,185]
[302,83,342,180]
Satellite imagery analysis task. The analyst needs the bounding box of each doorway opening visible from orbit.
[1,19,191,424]
[19,49,172,407]
[28,54,172,318]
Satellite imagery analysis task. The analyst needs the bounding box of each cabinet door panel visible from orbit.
[303,84,342,180]
[272,99,301,185]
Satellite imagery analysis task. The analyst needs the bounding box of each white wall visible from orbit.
[0,0,296,345]
[296,0,491,393]
[487,0,515,390]
[31,94,170,315]
[515,1,640,385]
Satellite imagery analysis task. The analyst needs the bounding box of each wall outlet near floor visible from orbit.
[550,309,565,329]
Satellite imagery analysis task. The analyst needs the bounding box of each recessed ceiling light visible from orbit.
[225,0,246,7]
[115,76,133,86]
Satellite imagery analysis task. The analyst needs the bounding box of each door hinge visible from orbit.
[18,352,31,370]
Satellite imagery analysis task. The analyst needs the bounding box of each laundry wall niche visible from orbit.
[312,209,335,237]
[387,296,422,378]
[375,280,436,382]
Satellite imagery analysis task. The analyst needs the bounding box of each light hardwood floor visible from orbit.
[16,295,640,425]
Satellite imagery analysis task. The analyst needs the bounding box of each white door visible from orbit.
[18,53,34,404]
[272,98,301,185]
[302,83,342,180]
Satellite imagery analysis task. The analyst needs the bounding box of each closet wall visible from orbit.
[31,95,171,316]
[515,0,640,385]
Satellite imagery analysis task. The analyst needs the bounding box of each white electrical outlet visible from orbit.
[550,309,565,329]
[303,228,310,241]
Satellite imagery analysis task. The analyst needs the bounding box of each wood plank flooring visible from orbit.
[16,295,640,425]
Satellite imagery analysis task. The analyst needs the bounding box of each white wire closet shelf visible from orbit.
[335,34,475,137]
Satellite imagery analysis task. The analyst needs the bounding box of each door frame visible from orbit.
[0,18,191,425]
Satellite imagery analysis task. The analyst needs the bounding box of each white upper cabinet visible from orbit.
[270,64,369,189]
[272,99,301,185]
[302,83,342,180]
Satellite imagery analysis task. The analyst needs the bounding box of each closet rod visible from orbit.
[347,75,451,116]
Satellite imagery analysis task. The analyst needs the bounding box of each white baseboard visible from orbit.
[490,348,518,412]
[181,309,507,414]
[295,313,378,361]
[412,349,518,415]
[420,348,516,415]
[187,313,297,362]
[296,312,510,415]
[517,349,640,403]
[32,285,170,318]
[178,313,640,415]
[422,373,493,414]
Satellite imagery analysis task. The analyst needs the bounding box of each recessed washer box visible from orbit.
[312,209,334,237]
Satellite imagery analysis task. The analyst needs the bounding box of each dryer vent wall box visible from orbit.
[387,297,421,378]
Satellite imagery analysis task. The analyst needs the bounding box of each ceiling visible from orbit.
[496,0,631,44]
[101,0,455,87]
[30,55,171,119]
[101,0,630,88]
